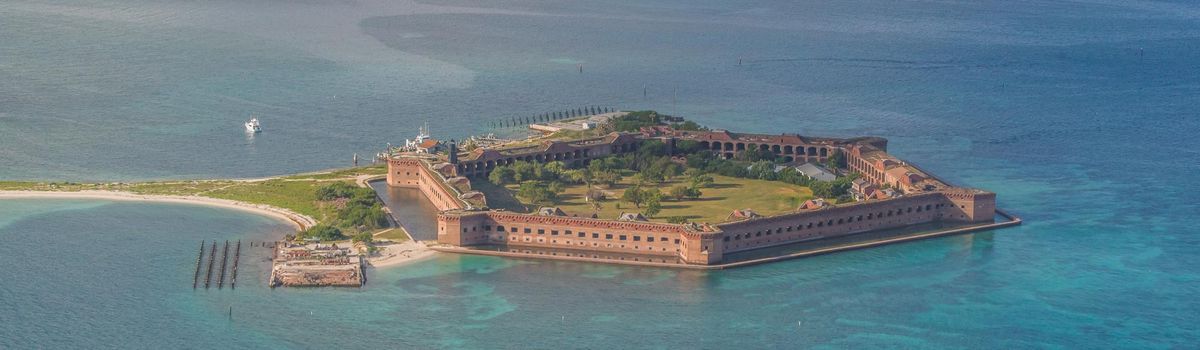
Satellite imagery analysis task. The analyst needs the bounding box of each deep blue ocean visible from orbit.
[1,0,1198,348]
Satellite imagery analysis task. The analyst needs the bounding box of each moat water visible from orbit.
[2,0,1199,348]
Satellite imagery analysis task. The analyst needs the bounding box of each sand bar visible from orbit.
[0,190,316,230]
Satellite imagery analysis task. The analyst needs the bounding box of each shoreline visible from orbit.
[366,240,439,268]
[0,190,316,230]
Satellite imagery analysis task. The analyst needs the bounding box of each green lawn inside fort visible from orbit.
[475,172,814,224]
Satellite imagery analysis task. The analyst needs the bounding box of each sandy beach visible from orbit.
[0,190,316,230]
[367,239,438,268]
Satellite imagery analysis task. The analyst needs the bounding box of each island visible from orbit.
[384,110,1020,268]
[0,109,1021,282]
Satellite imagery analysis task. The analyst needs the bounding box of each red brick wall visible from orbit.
[387,158,465,212]
[438,211,691,257]
[715,193,953,254]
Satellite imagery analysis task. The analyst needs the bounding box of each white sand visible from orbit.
[0,190,316,230]
[367,240,438,268]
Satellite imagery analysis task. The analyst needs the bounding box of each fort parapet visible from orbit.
[387,127,1014,267]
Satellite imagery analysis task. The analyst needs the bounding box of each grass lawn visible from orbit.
[373,227,411,242]
[478,174,814,224]
[203,179,347,222]
[280,164,387,180]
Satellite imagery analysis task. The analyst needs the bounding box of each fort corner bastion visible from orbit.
[383,126,1016,268]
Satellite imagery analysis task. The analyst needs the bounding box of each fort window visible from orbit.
[619,235,627,241]
[538,229,545,234]
[578,232,585,238]
[524,228,531,233]
[484,225,492,231]
[807,223,814,228]
[675,239,680,244]
[633,236,641,241]
[838,219,844,224]
[510,227,517,232]
[565,230,572,235]
[647,237,654,242]
[786,226,793,232]
[593,233,600,239]
[551,230,558,235]
[462,228,468,233]
[755,232,762,237]
[724,236,730,242]
[605,234,613,239]
[907,207,913,213]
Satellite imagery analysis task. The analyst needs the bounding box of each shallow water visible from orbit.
[1,0,1198,348]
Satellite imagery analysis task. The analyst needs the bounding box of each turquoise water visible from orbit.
[2,0,1199,348]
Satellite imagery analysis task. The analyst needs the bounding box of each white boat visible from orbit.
[245,117,262,133]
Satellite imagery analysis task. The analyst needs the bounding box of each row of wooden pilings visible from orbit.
[193,240,242,290]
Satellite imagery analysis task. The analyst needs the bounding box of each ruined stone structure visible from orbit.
[387,127,1004,267]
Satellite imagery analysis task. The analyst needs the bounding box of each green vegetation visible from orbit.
[1,166,396,241]
[292,182,388,241]
[280,164,387,180]
[475,111,867,222]
[684,152,859,201]
[374,228,411,242]
[300,225,344,241]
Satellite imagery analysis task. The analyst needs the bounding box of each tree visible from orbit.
[622,186,646,207]
[669,185,691,200]
[517,181,556,205]
[561,169,585,184]
[489,167,515,185]
[825,150,846,170]
[643,189,663,217]
[674,139,703,155]
[644,199,662,218]
[686,169,714,188]
[511,161,538,182]
[351,231,373,245]
[748,161,778,180]
[300,225,344,241]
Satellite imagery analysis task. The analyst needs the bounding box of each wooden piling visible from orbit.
[231,240,241,289]
[192,241,205,289]
[204,241,217,289]
[217,240,229,289]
